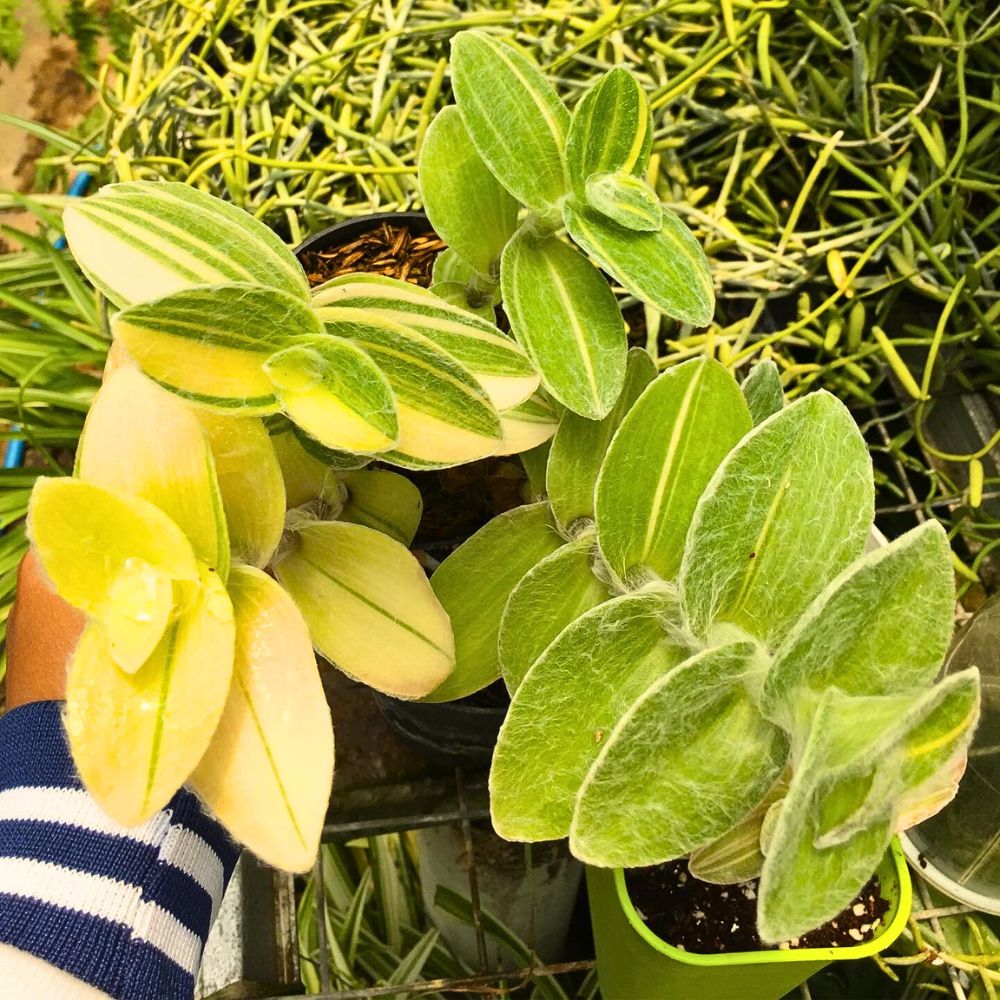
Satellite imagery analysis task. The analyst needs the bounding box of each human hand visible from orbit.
[5,549,85,709]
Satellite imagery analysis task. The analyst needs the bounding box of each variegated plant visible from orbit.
[62,181,555,469]
[26,360,458,872]
[435,353,981,942]
[417,31,714,421]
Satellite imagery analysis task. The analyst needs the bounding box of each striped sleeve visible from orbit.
[0,701,239,1000]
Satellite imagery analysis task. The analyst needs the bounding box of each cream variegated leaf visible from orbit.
[570,642,786,868]
[274,518,453,698]
[450,30,569,213]
[430,281,499,324]
[314,308,501,469]
[547,348,656,531]
[76,366,230,579]
[565,66,652,197]
[496,392,559,456]
[65,566,235,826]
[312,274,536,412]
[501,229,627,420]
[191,566,333,873]
[195,413,286,569]
[264,336,398,455]
[339,469,423,547]
[498,536,608,692]
[63,181,309,309]
[419,106,519,277]
[113,283,324,414]
[584,173,663,233]
[426,503,563,702]
[490,591,685,842]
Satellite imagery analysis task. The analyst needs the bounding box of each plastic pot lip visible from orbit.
[294,211,433,259]
[611,838,912,967]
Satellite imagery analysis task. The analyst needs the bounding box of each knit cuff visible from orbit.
[0,701,239,1000]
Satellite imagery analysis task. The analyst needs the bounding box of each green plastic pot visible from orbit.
[586,840,912,1000]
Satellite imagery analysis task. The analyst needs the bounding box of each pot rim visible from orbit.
[611,838,912,967]
[294,211,432,258]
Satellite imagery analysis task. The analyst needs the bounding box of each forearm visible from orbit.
[0,701,239,999]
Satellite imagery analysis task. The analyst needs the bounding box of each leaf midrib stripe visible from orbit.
[123,314,279,351]
[143,620,181,815]
[235,669,306,847]
[299,554,450,656]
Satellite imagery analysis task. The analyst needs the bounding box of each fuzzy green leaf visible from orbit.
[315,308,501,469]
[585,173,663,232]
[339,469,423,548]
[758,672,980,942]
[760,521,955,733]
[450,30,569,213]
[425,502,563,702]
[113,283,323,414]
[547,348,656,532]
[419,106,519,277]
[63,181,308,309]
[741,359,785,426]
[681,391,874,646]
[498,536,608,693]
[430,281,498,323]
[490,591,684,842]
[264,336,398,456]
[312,273,536,411]
[565,67,652,197]
[570,642,786,867]
[501,229,626,420]
[595,358,752,585]
[563,201,714,328]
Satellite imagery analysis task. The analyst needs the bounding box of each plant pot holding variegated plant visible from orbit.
[43,180,559,873]
[428,352,982,998]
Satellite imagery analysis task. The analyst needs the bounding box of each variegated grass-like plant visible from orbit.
[61,180,555,468]
[433,353,981,942]
[418,30,714,421]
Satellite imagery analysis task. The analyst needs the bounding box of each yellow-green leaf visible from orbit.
[274,519,453,698]
[339,469,423,547]
[271,429,339,508]
[496,392,559,456]
[63,181,308,309]
[264,336,399,455]
[113,283,324,414]
[195,413,286,569]
[191,566,333,873]
[584,173,663,233]
[64,566,235,826]
[76,366,230,578]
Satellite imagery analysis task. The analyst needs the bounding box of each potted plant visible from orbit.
[24,179,553,874]
[438,355,981,998]
[417,30,714,421]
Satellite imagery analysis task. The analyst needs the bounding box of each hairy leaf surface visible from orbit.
[501,229,626,420]
[570,643,786,867]
[565,67,652,197]
[426,502,562,702]
[113,284,323,413]
[584,173,662,232]
[63,181,308,309]
[191,566,333,873]
[741,359,784,426]
[339,469,423,547]
[496,392,559,456]
[64,567,235,825]
[274,519,453,698]
[450,31,569,212]
[313,274,536,410]
[564,201,714,328]
[498,536,608,692]
[681,391,873,645]
[761,521,955,733]
[77,366,230,578]
[490,591,684,842]
[547,348,656,531]
[418,106,519,276]
[595,358,751,584]
[265,337,398,455]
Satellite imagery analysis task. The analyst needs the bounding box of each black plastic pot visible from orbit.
[294,212,509,769]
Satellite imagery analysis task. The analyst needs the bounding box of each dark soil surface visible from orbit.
[625,858,890,954]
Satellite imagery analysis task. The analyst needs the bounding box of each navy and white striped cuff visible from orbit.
[0,701,239,999]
